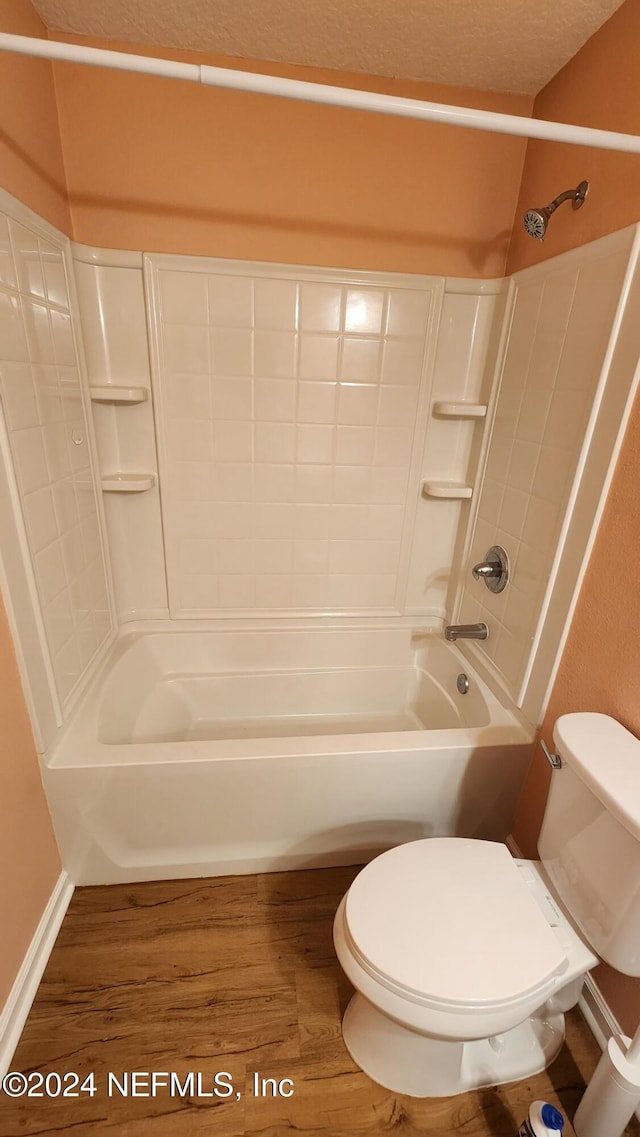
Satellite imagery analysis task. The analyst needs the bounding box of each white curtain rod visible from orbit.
[3,31,640,155]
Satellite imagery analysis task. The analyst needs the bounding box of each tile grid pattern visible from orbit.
[461,251,628,696]
[0,211,112,703]
[154,267,434,615]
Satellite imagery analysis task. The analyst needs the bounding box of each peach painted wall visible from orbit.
[0,599,61,1008]
[509,0,640,1034]
[0,0,64,1011]
[506,0,640,276]
[0,0,70,232]
[50,34,532,278]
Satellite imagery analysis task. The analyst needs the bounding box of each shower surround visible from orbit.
[75,247,501,627]
[1,186,640,884]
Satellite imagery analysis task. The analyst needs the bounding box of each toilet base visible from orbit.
[342,993,565,1098]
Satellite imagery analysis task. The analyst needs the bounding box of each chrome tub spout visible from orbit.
[444,623,489,642]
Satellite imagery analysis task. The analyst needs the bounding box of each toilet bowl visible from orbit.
[333,837,597,1097]
[334,716,640,1098]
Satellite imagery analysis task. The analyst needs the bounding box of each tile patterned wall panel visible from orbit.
[404,288,502,617]
[72,257,169,622]
[459,246,630,699]
[147,259,441,617]
[0,213,113,705]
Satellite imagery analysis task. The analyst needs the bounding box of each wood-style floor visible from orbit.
[3,864,639,1136]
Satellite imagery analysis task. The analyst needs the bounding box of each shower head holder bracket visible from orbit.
[571,180,589,209]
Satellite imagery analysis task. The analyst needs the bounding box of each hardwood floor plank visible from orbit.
[295,965,351,1061]
[2,865,639,1137]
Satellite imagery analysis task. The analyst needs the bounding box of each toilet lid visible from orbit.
[344,839,568,1009]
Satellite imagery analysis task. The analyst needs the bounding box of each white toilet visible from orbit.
[333,712,640,1097]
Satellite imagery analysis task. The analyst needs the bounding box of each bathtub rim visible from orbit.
[45,620,535,769]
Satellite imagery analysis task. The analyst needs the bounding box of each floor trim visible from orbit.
[0,872,74,1077]
[578,973,626,1051]
[579,976,640,1122]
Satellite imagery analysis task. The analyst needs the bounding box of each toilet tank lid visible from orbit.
[553,714,640,840]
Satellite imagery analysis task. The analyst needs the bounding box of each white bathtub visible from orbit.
[44,626,534,884]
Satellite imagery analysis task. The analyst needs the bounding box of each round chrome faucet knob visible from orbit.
[471,545,509,594]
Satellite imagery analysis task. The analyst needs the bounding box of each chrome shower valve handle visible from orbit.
[471,545,509,593]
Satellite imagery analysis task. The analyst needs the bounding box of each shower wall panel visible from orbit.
[458,231,635,703]
[406,284,504,619]
[72,252,168,622]
[146,257,443,618]
[0,202,113,711]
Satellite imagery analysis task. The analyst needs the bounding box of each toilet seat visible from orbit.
[343,838,569,1014]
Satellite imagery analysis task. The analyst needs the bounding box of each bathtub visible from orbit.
[44,626,534,885]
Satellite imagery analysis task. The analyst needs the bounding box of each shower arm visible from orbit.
[545,186,587,216]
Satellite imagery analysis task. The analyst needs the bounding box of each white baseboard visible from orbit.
[0,872,74,1077]
[578,973,625,1050]
[579,976,640,1123]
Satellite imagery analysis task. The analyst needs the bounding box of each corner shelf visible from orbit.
[422,481,473,500]
[90,385,149,404]
[432,401,487,418]
[101,473,155,493]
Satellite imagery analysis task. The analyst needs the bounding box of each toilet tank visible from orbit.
[538,713,640,976]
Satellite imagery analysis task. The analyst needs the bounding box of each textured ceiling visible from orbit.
[30,0,625,96]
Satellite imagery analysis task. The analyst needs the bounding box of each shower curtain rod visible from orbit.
[3,31,640,155]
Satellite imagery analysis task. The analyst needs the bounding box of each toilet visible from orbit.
[333,712,640,1097]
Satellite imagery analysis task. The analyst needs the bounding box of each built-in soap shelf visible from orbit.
[422,481,473,500]
[90,385,149,404]
[101,473,155,493]
[432,401,487,418]
[424,401,485,499]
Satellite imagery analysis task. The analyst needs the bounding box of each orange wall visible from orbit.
[0,0,70,232]
[506,0,640,275]
[510,0,640,1034]
[0,600,61,1008]
[50,35,531,278]
[0,0,63,1010]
